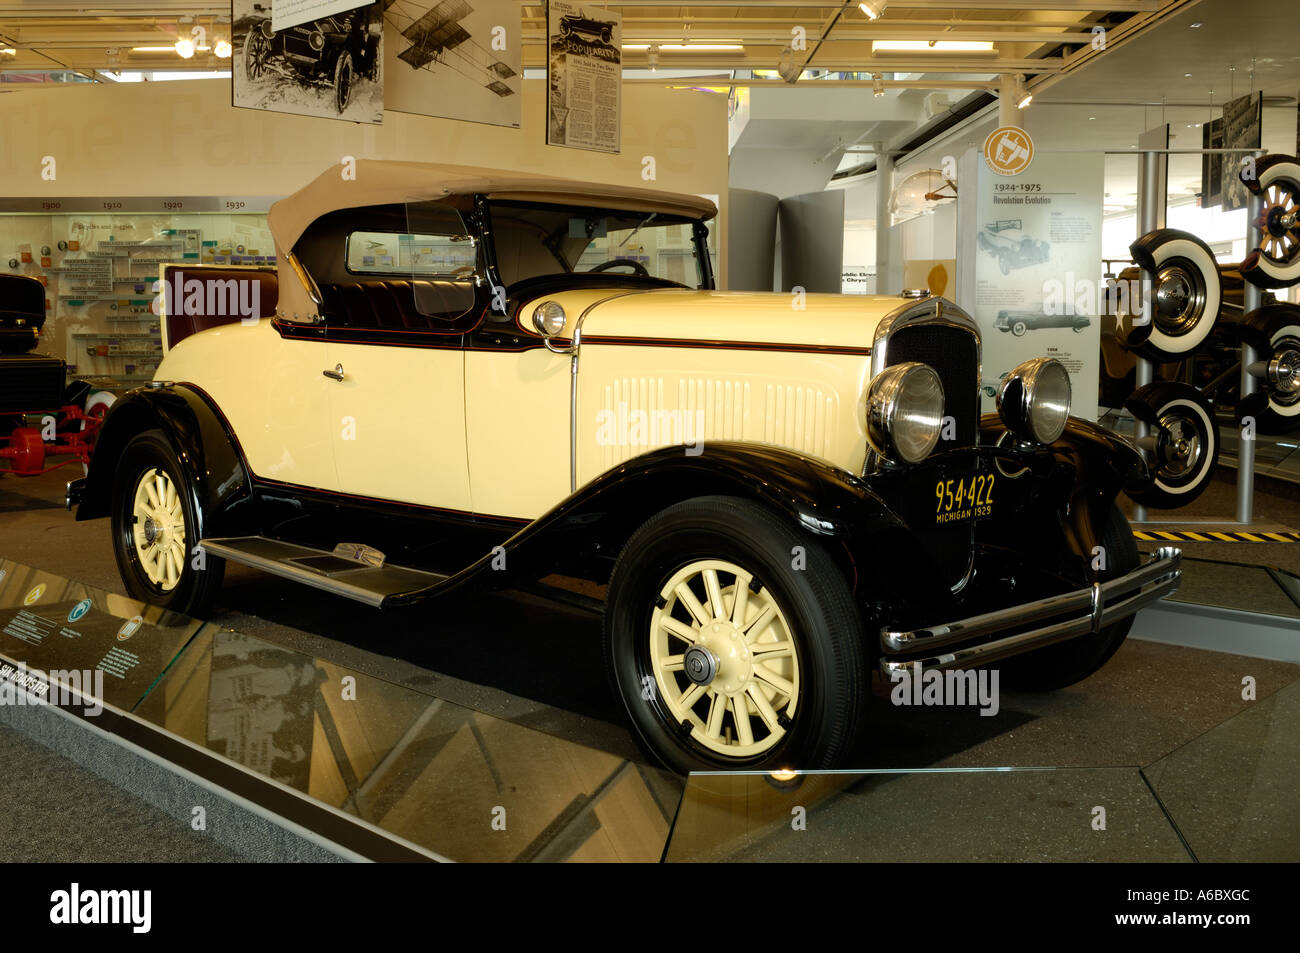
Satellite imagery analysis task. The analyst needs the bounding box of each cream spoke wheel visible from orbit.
[130,466,187,592]
[649,558,801,759]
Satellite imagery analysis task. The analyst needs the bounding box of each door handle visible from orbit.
[322,363,345,382]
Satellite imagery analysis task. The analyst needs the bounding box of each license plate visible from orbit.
[933,472,995,525]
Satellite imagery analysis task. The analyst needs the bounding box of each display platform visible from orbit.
[0,553,1296,862]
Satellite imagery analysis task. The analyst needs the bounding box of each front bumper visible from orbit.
[878,546,1181,674]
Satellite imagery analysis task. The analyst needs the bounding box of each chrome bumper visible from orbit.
[879,546,1181,675]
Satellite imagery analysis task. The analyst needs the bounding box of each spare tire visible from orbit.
[1236,304,1300,435]
[1239,155,1300,289]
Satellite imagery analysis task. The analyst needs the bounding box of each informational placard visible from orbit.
[546,0,622,153]
[273,0,373,32]
[963,149,1105,421]
[383,0,521,129]
[0,560,207,712]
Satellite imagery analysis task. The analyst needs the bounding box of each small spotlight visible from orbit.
[873,73,885,97]
[648,44,658,71]
[174,37,195,59]
[859,1,887,20]
[1014,74,1032,109]
[214,39,232,59]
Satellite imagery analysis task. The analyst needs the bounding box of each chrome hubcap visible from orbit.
[1153,261,1206,336]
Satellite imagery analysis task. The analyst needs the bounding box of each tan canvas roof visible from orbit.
[267,160,718,254]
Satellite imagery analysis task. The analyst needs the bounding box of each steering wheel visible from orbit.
[589,258,649,277]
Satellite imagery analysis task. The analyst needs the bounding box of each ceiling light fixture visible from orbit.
[174,37,196,58]
[1189,21,1203,28]
[658,43,744,51]
[0,47,16,57]
[872,40,994,53]
[859,1,888,20]
[648,44,658,71]
[1014,74,1032,109]
[873,73,885,97]
[214,38,232,58]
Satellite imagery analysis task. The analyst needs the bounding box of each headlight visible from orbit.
[531,300,566,336]
[997,357,1072,444]
[309,31,325,51]
[863,362,945,464]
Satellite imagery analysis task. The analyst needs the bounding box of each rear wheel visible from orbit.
[1012,319,1027,336]
[604,496,865,774]
[1000,504,1139,691]
[111,429,223,617]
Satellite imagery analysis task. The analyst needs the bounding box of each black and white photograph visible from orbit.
[1200,116,1224,207]
[382,0,521,128]
[1221,91,1263,211]
[232,0,384,124]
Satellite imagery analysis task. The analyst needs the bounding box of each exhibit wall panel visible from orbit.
[0,77,729,284]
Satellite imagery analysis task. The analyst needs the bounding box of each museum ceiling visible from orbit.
[0,0,1201,102]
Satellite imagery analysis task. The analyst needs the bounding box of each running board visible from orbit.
[200,536,449,608]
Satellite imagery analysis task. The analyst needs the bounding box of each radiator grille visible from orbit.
[883,324,979,448]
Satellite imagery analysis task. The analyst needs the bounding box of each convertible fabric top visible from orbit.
[267,160,718,254]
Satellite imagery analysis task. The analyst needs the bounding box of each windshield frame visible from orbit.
[476,194,715,293]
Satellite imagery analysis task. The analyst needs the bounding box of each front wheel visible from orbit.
[110,429,223,617]
[1012,320,1027,336]
[604,496,866,774]
[333,51,354,114]
[999,504,1139,691]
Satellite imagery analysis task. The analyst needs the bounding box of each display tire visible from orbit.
[1123,381,1220,508]
[111,429,223,617]
[1012,320,1027,336]
[1127,229,1222,361]
[603,495,865,775]
[1239,155,1300,289]
[999,504,1139,691]
[1237,304,1300,434]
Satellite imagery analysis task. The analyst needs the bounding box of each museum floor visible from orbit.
[0,467,1296,861]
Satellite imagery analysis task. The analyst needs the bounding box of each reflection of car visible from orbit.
[242,5,380,114]
[994,309,1090,336]
[558,14,614,45]
[70,161,1182,775]
[977,221,1050,275]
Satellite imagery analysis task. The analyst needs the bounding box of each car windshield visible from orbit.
[487,200,712,289]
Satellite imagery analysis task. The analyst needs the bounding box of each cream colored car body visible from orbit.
[156,287,900,522]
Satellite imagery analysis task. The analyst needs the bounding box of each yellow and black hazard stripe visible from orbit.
[1134,529,1300,543]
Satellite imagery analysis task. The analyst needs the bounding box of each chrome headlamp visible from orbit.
[531,300,566,337]
[997,357,1072,444]
[863,362,945,464]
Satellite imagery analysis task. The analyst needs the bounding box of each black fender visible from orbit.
[411,442,937,608]
[75,383,255,539]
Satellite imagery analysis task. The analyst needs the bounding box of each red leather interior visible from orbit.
[163,266,279,350]
[321,280,476,330]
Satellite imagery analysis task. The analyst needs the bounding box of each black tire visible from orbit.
[242,24,271,81]
[1127,228,1222,361]
[603,496,866,774]
[1011,320,1027,336]
[1124,381,1220,508]
[111,429,223,617]
[1236,304,1300,434]
[333,51,353,114]
[1239,155,1300,288]
[999,504,1139,691]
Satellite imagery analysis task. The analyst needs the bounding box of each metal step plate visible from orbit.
[200,536,448,608]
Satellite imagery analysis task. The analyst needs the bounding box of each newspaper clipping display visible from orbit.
[546,1,622,153]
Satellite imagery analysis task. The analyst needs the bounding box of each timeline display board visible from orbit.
[546,0,622,153]
[959,148,1105,421]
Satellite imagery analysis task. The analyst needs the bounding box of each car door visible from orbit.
[323,206,479,511]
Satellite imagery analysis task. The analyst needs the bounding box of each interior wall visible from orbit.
[0,77,730,284]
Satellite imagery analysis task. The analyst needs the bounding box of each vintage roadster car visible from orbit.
[68,161,1181,774]
[242,4,380,114]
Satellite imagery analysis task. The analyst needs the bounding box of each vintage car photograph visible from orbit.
[994,308,1092,335]
[67,160,1182,775]
[234,1,383,122]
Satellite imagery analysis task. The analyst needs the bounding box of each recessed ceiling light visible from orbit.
[1184,72,1192,77]
[1190,22,1203,28]
[1088,116,1096,120]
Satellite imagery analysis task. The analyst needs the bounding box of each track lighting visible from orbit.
[859,1,887,19]
[1014,74,1032,109]
[873,73,885,97]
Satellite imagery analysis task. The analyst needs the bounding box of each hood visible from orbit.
[567,288,920,351]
